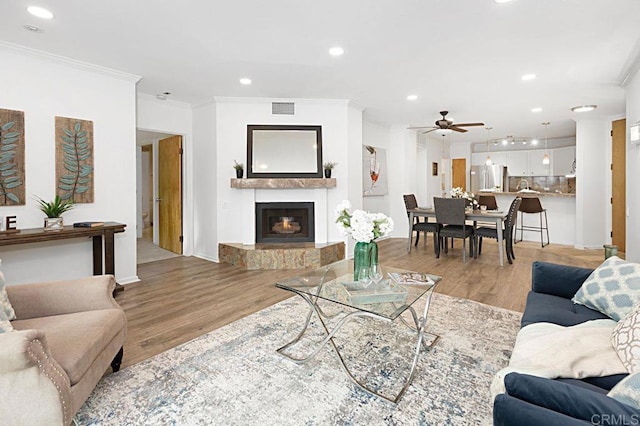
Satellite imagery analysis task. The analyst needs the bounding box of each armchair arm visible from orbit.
[493,394,589,426]
[7,275,120,320]
[0,329,72,425]
[531,261,594,299]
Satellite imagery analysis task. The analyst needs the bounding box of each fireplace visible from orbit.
[255,202,314,244]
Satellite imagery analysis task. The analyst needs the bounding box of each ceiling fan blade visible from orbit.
[450,126,468,133]
[407,125,436,130]
[420,129,438,135]
[453,122,485,127]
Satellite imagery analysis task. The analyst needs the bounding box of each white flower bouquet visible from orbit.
[450,187,478,207]
[335,200,394,243]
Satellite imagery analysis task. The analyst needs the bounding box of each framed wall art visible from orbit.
[0,108,25,206]
[55,116,94,203]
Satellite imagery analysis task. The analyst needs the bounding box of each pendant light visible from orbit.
[542,122,550,165]
[485,127,493,165]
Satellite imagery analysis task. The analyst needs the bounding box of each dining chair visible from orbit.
[475,197,522,264]
[403,194,440,254]
[433,197,476,262]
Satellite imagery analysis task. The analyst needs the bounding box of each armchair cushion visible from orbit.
[609,371,640,409]
[12,308,126,385]
[521,291,609,327]
[531,261,594,299]
[0,270,16,321]
[572,256,640,321]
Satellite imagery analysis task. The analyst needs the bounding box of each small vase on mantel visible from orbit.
[44,217,64,231]
[353,240,379,281]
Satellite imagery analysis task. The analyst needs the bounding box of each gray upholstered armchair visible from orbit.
[0,275,127,425]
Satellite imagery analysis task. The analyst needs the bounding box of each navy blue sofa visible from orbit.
[493,261,636,425]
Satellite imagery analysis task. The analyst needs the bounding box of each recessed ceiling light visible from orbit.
[406,95,418,101]
[521,73,536,81]
[23,24,42,32]
[494,0,513,3]
[239,78,252,85]
[531,139,538,145]
[531,107,542,113]
[329,46,344,56]
[571,105,597,113]
[27,6,54,19]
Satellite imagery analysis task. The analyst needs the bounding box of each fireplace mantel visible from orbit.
[230,178,336,189]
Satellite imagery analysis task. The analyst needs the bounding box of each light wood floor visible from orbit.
[116,236,607,369]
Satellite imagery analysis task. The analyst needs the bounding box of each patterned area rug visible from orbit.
[77,293,521,425]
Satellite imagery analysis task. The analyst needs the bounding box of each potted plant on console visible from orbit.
[36,195,74,231]
[233,160,244,179]
[324,161,337,178]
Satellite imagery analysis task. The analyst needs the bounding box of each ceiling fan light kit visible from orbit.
[571,105,597,113]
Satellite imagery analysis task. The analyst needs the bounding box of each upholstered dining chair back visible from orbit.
[478,195,498,210]
[505,197,523,230]
[434,197,467,226]
[403,194,418,213]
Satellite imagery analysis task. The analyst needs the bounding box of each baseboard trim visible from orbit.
[118,276,140,285]
[193,254,219,263]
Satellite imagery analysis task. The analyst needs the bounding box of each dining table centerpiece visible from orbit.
[335,200,394,280]
[451,187,479,209]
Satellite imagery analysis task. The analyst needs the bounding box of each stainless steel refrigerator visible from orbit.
[470,165,507,193]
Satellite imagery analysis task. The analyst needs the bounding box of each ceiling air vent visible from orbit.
[272,102,295,115]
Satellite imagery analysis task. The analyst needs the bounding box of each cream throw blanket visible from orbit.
[491,319,627,398]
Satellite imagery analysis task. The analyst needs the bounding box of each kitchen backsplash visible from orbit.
[507,176,576,194]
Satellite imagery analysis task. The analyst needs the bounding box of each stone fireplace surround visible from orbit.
[220,178,344,269]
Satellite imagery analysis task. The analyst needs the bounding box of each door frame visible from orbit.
[136,127,190,256]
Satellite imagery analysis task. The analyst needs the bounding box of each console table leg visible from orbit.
[92,235,103,275]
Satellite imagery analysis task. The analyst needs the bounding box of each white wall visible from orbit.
[192,101,217,261]
[0,44,139,285]
[387,126,418,238]
[213,98,357,261]
[136,94,194,255]
[575,118,609,249]
[626,71,640,262]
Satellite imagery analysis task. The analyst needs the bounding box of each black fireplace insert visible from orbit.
[255,202,314,244]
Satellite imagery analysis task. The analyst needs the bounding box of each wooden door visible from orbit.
[158,135,183,254]
[452,158,467,191]
[612,119,626,253]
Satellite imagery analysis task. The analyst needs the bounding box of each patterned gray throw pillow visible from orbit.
[609,372,640,409]
[612,303,640,373]
[572,256,640,321]
[0,270,16,322]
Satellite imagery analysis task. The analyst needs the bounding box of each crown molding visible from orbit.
[0,41,141,83]
[137,92,192,109]
[618,38,640,87]
[212,96,351,106]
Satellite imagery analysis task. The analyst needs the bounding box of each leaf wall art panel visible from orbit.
[0,108,26,206]
[55,116,94,203]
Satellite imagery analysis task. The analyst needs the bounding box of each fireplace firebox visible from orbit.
[256,202,314,244]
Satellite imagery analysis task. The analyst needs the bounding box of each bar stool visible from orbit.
[478,194,498,210]
[515,196,549,247]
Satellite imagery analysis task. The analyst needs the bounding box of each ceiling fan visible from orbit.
[408,111,485,134]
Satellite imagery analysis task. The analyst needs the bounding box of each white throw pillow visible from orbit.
[572,256,640,321]
[612,303,640,373]
[0,270,15,321]
[609,372,640,409]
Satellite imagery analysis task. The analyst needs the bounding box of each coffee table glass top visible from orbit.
[275,259,441,320]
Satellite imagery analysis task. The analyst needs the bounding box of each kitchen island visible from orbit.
[480,191,576,246]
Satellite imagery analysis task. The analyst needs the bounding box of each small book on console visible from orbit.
[73,221,105,228]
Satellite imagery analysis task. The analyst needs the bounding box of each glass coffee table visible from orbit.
[275,259,441,404]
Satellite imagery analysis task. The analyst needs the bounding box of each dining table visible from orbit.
[406,207,509,266]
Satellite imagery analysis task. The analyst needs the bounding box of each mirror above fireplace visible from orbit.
[247,125,323,178]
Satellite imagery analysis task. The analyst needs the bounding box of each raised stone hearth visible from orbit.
[219,242,344,270]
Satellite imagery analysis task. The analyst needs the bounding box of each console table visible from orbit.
[0,222,126,291]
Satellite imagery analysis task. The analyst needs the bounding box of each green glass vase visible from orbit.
[353,241,379,281]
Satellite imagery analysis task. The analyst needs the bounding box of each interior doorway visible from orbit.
[136,130,183,264]
[611,119,626,253]
[452,158,467,191]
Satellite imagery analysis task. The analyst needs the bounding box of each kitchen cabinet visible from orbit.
[506,151,529,176]
[553,146,576,175]
[528,150,552,176]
